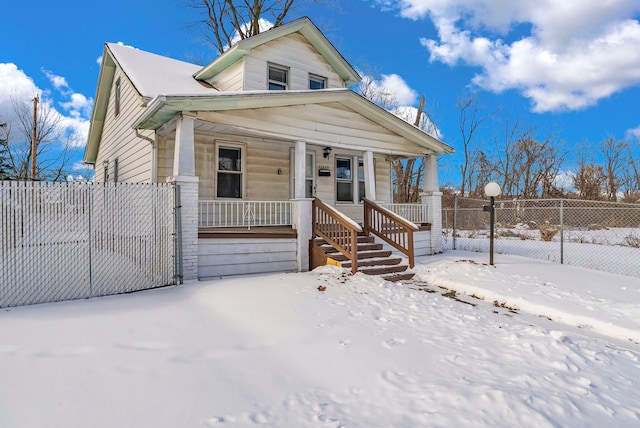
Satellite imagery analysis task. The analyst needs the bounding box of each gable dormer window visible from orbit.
[309,74,327,90]
[268,63,288,90]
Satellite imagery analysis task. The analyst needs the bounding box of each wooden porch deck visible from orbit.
[198,226,297,239]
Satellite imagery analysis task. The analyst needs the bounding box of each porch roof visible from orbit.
[133,89,454,156]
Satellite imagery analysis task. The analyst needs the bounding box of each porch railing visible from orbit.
[312,198,362,275]
[379,203,431,225]
[364,199,418,268]
[198,200,292,228]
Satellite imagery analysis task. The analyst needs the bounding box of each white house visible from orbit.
[84,17,453,281]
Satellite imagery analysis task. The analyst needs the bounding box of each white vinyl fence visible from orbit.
[1,181,177,308]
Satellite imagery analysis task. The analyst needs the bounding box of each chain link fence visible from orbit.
[442,195,640,278]
[1,181,178,308]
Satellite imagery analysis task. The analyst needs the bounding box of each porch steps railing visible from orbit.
[311,198,416,281]
[363,199,418,269]
[311,198,361,274]
[198,200,292,228]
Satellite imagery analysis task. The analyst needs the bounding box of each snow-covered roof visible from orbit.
[106,43,217,98]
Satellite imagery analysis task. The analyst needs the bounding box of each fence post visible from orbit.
[453,194,458,250]
[560,199,564,264]
[173,183,184,284]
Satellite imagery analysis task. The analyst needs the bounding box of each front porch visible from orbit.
[195,197,441,280]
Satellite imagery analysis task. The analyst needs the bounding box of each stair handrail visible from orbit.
[312,198,362,274]
[363,198,418,268]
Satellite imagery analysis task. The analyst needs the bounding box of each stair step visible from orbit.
[340,257,402,269]
[315,236,373,245]
[359,264,409,276]
[328,250,393,262]
[383,272,416,282]
[322,242,382,254]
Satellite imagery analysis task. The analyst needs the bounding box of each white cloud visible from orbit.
[359,72,418,107]
[0,62,91,149]
[626,126,640,141]
[379,0,640,112]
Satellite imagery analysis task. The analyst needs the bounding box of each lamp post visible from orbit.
[484,182,501,265]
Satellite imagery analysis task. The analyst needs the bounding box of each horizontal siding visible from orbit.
[197,103,427,156]
[208,60,243,91]
[379,230,432,257]
[244,33,343,90]
[95,68,153,183]
[198,238,297,278]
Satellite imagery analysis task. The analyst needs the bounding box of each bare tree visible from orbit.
[4,96,75,181]
[457,90,491,197]
[187,0,300,54]
[573,146,605,200]
[600,137,626,202]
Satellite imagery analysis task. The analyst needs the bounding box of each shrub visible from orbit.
[539,224,559,242]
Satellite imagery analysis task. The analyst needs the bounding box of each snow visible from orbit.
[106,43,217,98]
[1,251,640,427]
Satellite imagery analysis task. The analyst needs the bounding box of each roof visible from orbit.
[193,16,361,86]
[133,89,454,156]
[105,43,216,99]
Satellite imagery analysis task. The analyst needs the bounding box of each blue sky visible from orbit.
[2,0,640,186]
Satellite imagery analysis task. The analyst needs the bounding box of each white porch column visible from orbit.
[292,141,312,271]
[363,150,376,201]
[294,141,306,199]
[168,114,199,281]
[421,154,443,254]
[291,198,313,272]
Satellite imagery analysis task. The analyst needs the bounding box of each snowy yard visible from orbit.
[1,251,639,427]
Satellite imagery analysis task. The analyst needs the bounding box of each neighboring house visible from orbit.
[84,17,454,281]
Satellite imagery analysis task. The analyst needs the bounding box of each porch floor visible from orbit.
[198,226,297,239]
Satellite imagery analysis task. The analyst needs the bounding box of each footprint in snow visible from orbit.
[383,338,406,349]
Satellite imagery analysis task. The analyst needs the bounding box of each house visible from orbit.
[84,17,454,281]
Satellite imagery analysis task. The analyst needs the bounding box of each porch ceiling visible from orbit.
[135,89,454,156]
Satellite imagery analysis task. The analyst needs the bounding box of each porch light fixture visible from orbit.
[484,182,501,266]
[323,147,332,158]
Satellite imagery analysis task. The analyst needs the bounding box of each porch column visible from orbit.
[294,141,306,199]
[292,141,312,271]
[363,150,376,201]
[168,114,199,281]
[420,154,442,254]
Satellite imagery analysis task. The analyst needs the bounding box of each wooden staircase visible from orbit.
[312,234,415,282]
[310,198,417,283]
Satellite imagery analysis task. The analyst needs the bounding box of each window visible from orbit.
[113,158,119,183]
[336,156,367,203]
[309,74,327,90]
[217,146,243,198]
[336,157,353,202]
[291,150,315,198]
[268,64,288,90]
[114,78,121,117]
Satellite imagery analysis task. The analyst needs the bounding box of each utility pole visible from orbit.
[30,95,38,181]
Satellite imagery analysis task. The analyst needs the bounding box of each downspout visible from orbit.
[135,128,158,183]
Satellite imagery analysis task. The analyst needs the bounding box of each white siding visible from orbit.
[95,69,153,183]
[381,230,433,256]
[198,238,297,278]
[243,33,344,90]
[207,59,244,91]
[197,103,427,156]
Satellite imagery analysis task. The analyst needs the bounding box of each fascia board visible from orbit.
[84,48,116,164]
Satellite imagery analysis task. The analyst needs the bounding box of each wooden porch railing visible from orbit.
[363,198,418,268]
[312,198,362,274]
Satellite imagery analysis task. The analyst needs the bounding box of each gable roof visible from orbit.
[193,16,361,86]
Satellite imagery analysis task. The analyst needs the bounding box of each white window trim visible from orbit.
[114,77,121,117]
[309,73,327,90]
[215,141,246,199]
[290,148,316,198]
[335,155,368,204]
[267,63,289,90]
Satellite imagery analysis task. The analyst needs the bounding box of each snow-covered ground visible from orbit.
[1,251,639,427]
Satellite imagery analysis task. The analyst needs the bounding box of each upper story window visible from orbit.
[114,77,121,116]
[309,74,327,90]
[268,63,288,90]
